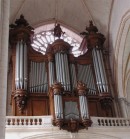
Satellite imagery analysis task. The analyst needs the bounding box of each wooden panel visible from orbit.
[88,101,99,116]
[31,99,48,116]
[99,102,115,117]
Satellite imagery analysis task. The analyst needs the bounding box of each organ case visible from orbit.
[9,16,115,131]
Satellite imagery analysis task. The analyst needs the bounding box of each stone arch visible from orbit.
[114,11,130,98]
[114,11,130,117]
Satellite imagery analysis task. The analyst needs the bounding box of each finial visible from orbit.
[86,20,98,33]
[10,14,34,30]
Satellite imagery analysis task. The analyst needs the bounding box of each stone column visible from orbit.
[0,0,10,138]
[118,98,128,118]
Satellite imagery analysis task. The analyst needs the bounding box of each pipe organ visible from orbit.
[15,40,28,90]
[92,47,108,93]
[77,64,97,95]
[29,61,48,93]
[9,16,115,131]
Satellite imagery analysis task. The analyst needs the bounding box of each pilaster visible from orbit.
[0,0,10,138]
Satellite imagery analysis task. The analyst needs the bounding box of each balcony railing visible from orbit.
[6,116,52,128]
[91,117,130,127]
[5,116,130,128]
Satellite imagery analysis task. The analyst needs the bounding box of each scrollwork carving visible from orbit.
[52,81,64,95]
[14,90,28,114]
[77,81,88,96]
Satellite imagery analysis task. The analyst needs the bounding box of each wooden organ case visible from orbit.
[9,16,115,131]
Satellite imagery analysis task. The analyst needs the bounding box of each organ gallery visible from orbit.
[9,15,115,132]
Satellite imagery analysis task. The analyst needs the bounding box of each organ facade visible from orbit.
[9,15,115,132]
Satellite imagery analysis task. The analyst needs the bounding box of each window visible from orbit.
[31,23,83,57]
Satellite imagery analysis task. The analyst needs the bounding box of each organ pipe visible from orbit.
[92,49,103,92]
[52,82,64,126]
[92,48,108,93]
[51,39,71,91]
[23,43,27,90]
[100,50,108,92]
[70,64,77,90]
[79,96,89,119]
[64,54,71,91]
[77,81,89,120]
[55,52,71,91]
[15,40,28,90]
[54,95,63,119]
[48,61,55,86]
[29,61,48,93]
[77,64,96,95]
[15,42,20,89]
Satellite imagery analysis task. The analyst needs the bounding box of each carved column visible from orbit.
[77,81,91,128]
[52,82,64,129]
[9,15,34,113]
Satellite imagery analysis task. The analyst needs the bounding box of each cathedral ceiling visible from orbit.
[10,0,113,45]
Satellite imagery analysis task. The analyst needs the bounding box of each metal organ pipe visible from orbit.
[96,49,105,91]
[35,63,38,92]
[63,54,68,90]
[77,82,89,120]
[55,53,60,82]
[38,63,41,91]
[92,48,108,93]
[64,54,71,91]
[80,95,89,119]
[44,70,48,92]
[15,40,28,90]
[54,95,63,119]
[40,62,44,92]
[80,96,86,118]
[15,42,20,89]
[92,50,99,91]
[77,64,96,95]
[52,82,63,120]
[100,50,108,92]
[41,62,45,92]
[55,52,71,91]
[59,53,62,84]
[48,61,55,86]
[70,64,77,90]
[33,62,36,92]
[29,61,48,93]
[19,40,24,89]
[62,54,67,90]
[23,43,27,90]
[32,62,35,92]
[88,66,94,94]
[92,48,103,92]
[92,53,99,91]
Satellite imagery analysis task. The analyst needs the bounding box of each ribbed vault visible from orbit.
[10,0,113,47]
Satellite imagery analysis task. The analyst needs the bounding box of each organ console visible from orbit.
[9,15,115,131]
